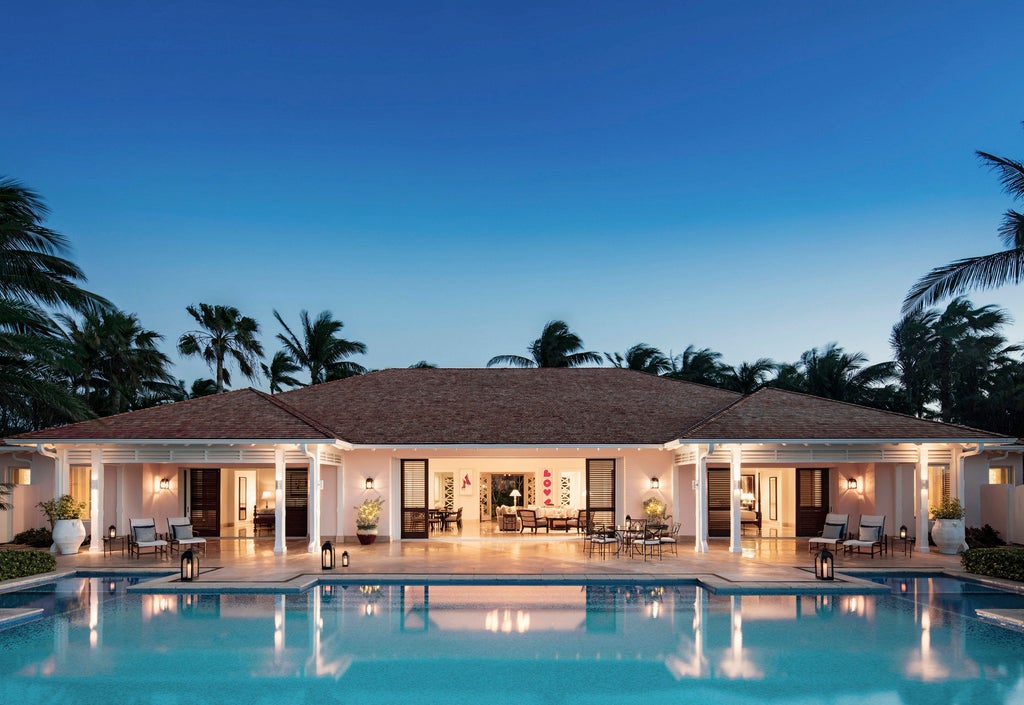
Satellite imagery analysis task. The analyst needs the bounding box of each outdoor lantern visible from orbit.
[341,550,350,568]
[159,477,170,490]
[847,477,858,490]
[899,524,908,540]
[814,547,834,581]
[365,478,374,490]
[180,548,199,582]
[650,477,660,489]
[322,541,335,570]
[107,524,117,539]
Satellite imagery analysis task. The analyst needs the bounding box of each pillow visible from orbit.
[173,524,194,540]
[822,523,843,540]
[859,526,880,542]
[135,526,156,543]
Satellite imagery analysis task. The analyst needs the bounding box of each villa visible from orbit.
[3,368,1022,554]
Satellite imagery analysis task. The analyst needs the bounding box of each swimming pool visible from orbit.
[1,576,1023,704]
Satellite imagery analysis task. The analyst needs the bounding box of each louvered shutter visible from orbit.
[586,459,616,527]
[402,459,429,538]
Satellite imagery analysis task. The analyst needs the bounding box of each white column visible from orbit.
[274,447,286,554]
[306,446,321,554]
[729,445,742,554]
[116,465,126,533]
[336,459,345,543]
[89,448,104,553]
[694,445,709,553]
[54,448,69,499]
[916,445,930,553]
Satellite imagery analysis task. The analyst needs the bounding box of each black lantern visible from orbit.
[899,524,907,540]
[322,541,335,570]
[107,524,117,539]
[847,477,858,490]
[814,547,834,581]
[650,477,660,489]
[180,548,199,582]
[341,550,350,568]
[365,478,374,490]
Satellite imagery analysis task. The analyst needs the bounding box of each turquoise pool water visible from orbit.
[1,577,1023,704]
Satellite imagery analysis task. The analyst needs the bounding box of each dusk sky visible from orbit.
[6,2,1024,389]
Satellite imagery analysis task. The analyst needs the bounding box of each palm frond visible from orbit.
[977,151,1024,200]
[902,249,1024,315]
[486,354,536,368]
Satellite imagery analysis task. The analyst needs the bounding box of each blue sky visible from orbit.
[5,2,1024,388]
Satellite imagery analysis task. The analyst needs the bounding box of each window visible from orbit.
[927,464,950,510]
[989,467,1012,485]
[69,465,91,517]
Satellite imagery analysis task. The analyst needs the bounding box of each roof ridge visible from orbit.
[752,386,1010,436]
[666,390,750,442]
[252,389,341,440]
[6,387,259,441]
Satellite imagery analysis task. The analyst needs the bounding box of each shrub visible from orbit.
[11,527,52,548]
[0,549,57,581]
[961,547,1024,583]
[930,496,964,520]
[965,524,1006,549]
[37,494,86,528]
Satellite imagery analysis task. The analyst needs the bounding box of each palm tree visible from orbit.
[903,128,1024,314]
[0,177,109,313]
[60,309,177,415]
[273,310,367,385]
[604,343,671,375]
[663,345,725,386]
[189,378,219,398]
[799,343,894,405]
[261,350,303,393]
[721,358,776,394]
[178,303,264,393]
[487,320,602,368]
[409,360,438,368]
[889,309,938,416]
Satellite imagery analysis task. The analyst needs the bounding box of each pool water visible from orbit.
[1,577,1023,704]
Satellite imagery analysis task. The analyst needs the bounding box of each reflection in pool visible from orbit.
[1,578,1023,704]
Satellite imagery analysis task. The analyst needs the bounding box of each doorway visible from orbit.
[188,468,220,537]
[796,468,829,537]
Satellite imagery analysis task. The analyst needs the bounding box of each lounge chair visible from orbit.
[129,518,168,558]
[519,509,548,533]
[843,515,887,558]
[167,517,207,555]
[807,513,849,553]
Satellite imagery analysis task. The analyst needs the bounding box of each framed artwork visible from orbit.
[459,471,473,496]
[768,477,778,521]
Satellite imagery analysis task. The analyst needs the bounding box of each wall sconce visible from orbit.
[365,478,374,490]
[180,549,199,582]
[847,477,858,490]
[159,478,170,490]
[341,550,350,568]
[814,547,834,581]
[650,477,660,489]
[321,540,335,570]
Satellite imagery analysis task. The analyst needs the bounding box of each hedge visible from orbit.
[961,547,1024,583]
[0,549,57,581]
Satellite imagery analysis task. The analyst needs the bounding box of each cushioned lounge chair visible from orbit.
[167,517,207,555]
[808,513,849,553]
[843,515,887,557]
[129,517,168,558]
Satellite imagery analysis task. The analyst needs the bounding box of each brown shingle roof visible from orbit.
[276,368,742,445]
[8,369,1014,446]
[678,387,1010,442]
[11,388,337,442]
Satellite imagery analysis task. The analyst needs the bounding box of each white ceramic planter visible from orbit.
[931,518,965,555]
[52,518,87,555]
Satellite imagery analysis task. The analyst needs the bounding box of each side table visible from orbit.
[890,534,913,557]
[103,535,126,557]
[499,513,518,532]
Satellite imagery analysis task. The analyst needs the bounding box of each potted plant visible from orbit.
[930,496,965,555]
[38,494,88,555]
[355,497,385,545]
[642,496,666,522]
